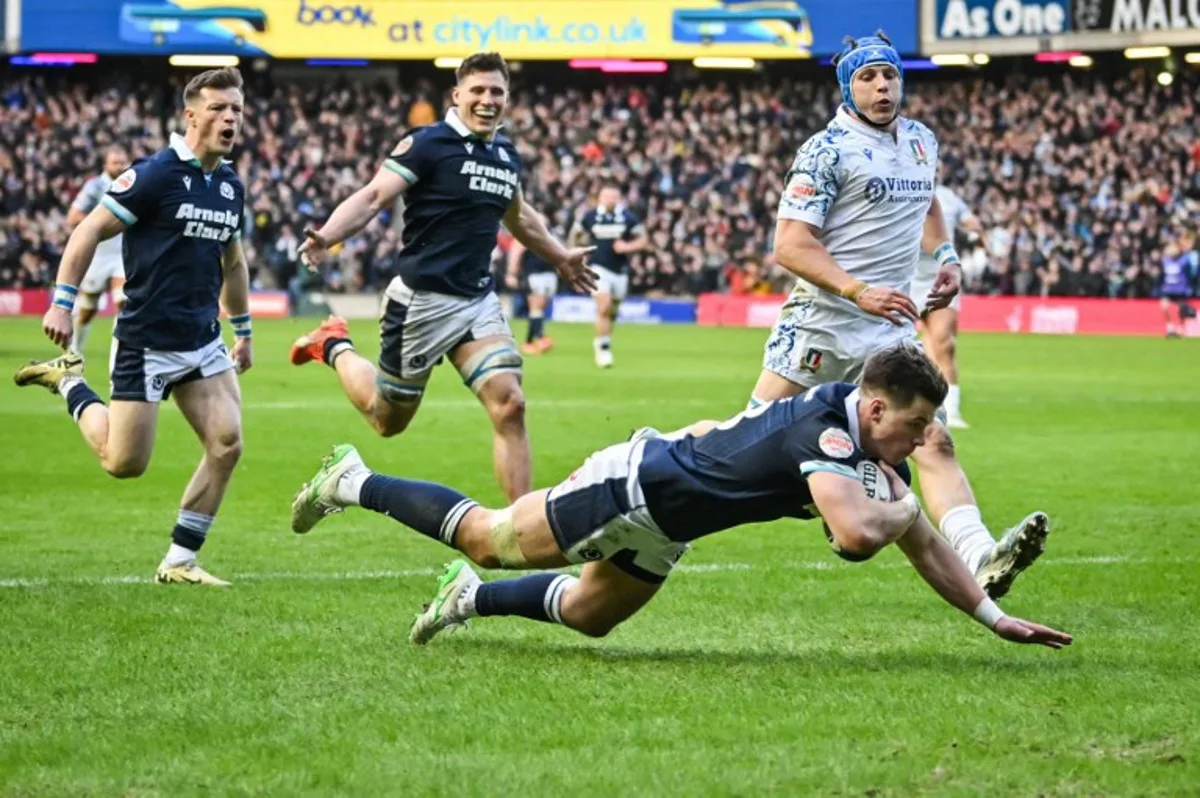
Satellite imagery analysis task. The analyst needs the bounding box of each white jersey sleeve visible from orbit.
[72,175,113,214]
[777,132,848,228]
[934,185,973,235]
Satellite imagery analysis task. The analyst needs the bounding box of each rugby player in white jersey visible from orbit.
[67,147,130,354]
[910,168,985,428]
[746,32,1047,599]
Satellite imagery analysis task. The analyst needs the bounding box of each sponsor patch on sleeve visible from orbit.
[111,168,137,193]
[391,136,413,157]
[818,427,855,459]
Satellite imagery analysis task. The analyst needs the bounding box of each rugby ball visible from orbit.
[823,460,893,561]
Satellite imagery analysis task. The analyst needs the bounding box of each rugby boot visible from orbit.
[290,315,350,366]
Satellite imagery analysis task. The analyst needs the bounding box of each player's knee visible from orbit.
[103,455,148,479]
[207,430,243,470]
[455,524,501,570]
[371,415,412,438]
[565,610,620,638]
[486,386,526,430]
[919,423,957,461]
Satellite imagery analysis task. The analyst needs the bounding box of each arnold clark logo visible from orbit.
[939,0,1069,39]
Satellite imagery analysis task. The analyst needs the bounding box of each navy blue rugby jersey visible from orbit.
[101,134,244,351]
[384,110,523,298]
[638,382,911,542]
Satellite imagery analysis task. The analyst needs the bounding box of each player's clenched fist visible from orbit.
[299,228,329,270]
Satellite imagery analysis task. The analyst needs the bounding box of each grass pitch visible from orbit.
[1,318,1197,796]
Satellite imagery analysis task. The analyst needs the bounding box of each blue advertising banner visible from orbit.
[17,1,918,57]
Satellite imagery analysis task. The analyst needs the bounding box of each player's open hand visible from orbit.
[299,228,329,271]
[993,616,1073,649]
[924,263,962,312]
[42,306,74,350]
[556,246,599,293]
[231,336,253,374]
[855,286,920,325]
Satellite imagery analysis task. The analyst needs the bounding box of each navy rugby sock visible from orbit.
[359,474,478,546]
[475,573,576,624]
[321,336,353,366]
[62,380,103,422]
[527,314,545,343]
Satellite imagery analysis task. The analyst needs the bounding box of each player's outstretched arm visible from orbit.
[42,206,127,349]
[895,513,1073,649]
[221,238,253,373]
[504,188,597,293]
[301,166,409,268]
[808,471,921,559]
[774,219,918,324]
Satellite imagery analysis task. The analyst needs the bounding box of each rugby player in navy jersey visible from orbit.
[14,68,252,585]
[290,344,1071,650]
[291,52,595,502]
[505,211,559,355]
[569,185,648,368]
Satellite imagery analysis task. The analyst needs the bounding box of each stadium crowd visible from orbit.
[2,65,1198,299]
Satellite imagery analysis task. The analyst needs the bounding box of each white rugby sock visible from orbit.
[164,543,197,566]
[940,505,995,574]
[945,384,962,417]
[335,467,371,506]
[456,581,480,618]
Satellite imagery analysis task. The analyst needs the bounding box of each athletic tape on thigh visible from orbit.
[489,507,529,568]
[375,371,426,406]
[459,341,522,394]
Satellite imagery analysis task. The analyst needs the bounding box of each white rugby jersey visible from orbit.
[73,173,125,262]
[777,107,938,322]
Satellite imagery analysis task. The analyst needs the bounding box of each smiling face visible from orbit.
[186,86,244,157]
[851,63,901,126]
[453,70,508,137]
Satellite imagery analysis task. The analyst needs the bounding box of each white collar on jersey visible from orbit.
[169,132,232,169]
[835,106,900,144]
[844,388,863,448]
[445,108,502,141]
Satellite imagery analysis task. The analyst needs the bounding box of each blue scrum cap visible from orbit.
[834,31,903,114]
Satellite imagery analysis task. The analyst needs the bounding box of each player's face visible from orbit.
[104,151,129,178]
[851,64,901,126]
[453,71,508,137]
[188,87,244,157]
[865,395,938,464]
[598,187,621,211]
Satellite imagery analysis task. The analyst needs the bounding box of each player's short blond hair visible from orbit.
[183,67,244,106]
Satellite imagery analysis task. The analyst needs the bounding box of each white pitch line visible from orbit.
[0,554,1183,590]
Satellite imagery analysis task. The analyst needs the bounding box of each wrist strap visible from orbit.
[973,597,1005,629]
[933,243,961,269]
[229,313,252,339]
[53,283,78,312]
[839,279,869,301]
[899,492,921,529]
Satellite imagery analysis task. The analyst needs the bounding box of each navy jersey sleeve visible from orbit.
[100,162,160,226]
[383,127,437,185]
[622,210,646,239]
[781,413,867,481]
